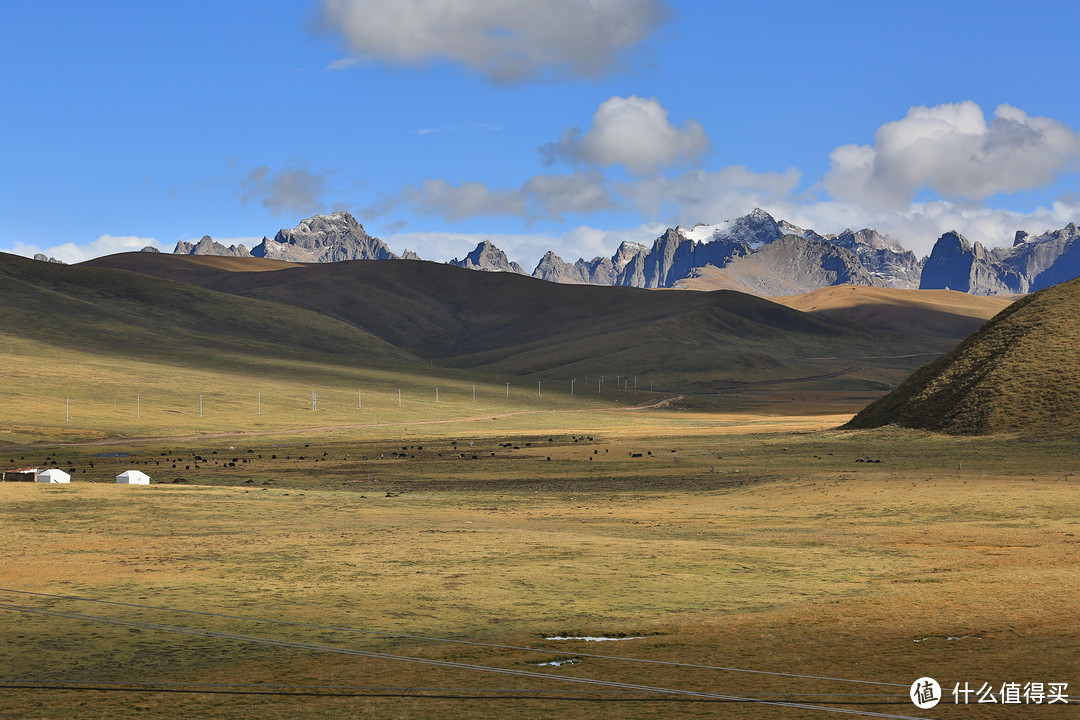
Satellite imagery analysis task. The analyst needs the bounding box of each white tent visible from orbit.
[116,470,150,485]
[37,469,71,483]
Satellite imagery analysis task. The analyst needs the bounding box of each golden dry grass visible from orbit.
[848,276,1080,434]
[1,414,1077,719]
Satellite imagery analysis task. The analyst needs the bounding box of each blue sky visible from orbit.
[3,0,1079,267]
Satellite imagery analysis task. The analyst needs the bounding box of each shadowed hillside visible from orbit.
[845,276,1080,435]
[83,253,962,385]
[771,285,1016,339]
[0,251,419,371]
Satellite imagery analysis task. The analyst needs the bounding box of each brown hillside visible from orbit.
[845,276,1080,435]
[83,253,956,385]
[771,285,1017,339]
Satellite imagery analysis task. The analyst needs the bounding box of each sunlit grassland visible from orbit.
[0,332,651,445]
[1,415,1077,719]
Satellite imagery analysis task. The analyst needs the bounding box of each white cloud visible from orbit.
[318,0,673,82]
[399,179,529,221]
[542,95,710,174]
[621,165,802,221]
[366,172,613,222]
[559,223,668,258]
[9,235,166,264]
[825,101,1080,208]
[241,165,329,215]
[522,171,614,219]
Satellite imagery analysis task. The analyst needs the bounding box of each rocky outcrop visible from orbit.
[533,251,583,283]
[140,246,161,253]
[174,236,252,257]
[449,241,527,274]
[252,211,395,263]
[917,227,1080,295]
[1010,223,1080,292]
[530,209,857,292]
[676,236,876,295]
[830,228,922,289]
[33,253,64,264]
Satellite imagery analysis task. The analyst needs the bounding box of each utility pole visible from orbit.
[472,385,476,402]
[137,395,140,420]
[66,398,69,423]
[398,389,401,407]
[571,378,575,395]
[358,390,362,409]
[199,394,203,418]
[258,392,262,415]
[538,381,541,398]
[435,387,439,403]
[505,382,509,399]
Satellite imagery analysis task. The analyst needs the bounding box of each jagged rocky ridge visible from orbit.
[528,209,921,294]
[919,224,1080,295]
[170,209,1080,296]
[448,240,526,274]
[173,211,400,263]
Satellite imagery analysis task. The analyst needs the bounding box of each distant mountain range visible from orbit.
[172,211,408,263]
[157,209,1080,296]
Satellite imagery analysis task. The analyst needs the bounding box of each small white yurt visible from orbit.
[37,469,71,484]
[116,470,150,485]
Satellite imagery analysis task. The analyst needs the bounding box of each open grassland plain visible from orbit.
[0,332,639,446]
[1,413,1077,719]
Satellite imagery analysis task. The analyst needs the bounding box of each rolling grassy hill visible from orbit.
[0,251,1014,442]
[84,253,962,386]
[771,285,1016,338]
[845,276,1080,435]
[0,251,416,371]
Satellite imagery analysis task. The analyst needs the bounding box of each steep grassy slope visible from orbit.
[85,254,955,384]
[845,276,1080,434]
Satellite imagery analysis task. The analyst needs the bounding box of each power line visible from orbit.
[0,678,903,698]
[0,602,928,719]
[0,681,908,704]
[0,588,904,689]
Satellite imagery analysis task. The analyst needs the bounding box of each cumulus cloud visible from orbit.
[318,0,673,82]
[542,95,710,174]
[241,165,329,215]
[825,101,1080,208]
